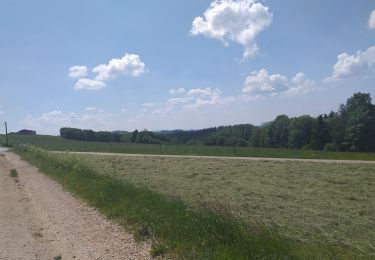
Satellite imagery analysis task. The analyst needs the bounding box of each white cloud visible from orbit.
[68,65,88,78]
[325,45,375,81]
[85,107,97,111]
[191,0,272,58]
[187,88,220,97]
[184,95,234,110]
[167,97,194,105]
[79,108,112,127]
[169,88,186,95]
[120,108,126,112]
[21,109,114,134]
[39,111,77,125]
[242,69,316,99]
[287,73,316,96]
[184,87,234,109]
[69,53,145,91]
[74,78,106,90]
[143,87,234,117]
[243,69,287,94]
[93,53,145,81]
[150,106,175,116]
[141,103,156,112]
[369,10,375,29]
[21,110,78,129]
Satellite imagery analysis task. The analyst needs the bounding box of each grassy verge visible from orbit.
[5,134,375,161]
[14,145,293,259]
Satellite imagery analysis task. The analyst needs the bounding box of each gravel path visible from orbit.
[0,151,151,260]
[54,151,375,164]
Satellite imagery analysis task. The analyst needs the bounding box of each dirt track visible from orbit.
[0,150,150,260]
[56,151,375,164]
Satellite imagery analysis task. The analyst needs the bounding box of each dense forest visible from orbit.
[60,93,375,152]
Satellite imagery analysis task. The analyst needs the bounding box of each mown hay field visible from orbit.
[73,153,375,257]
[4,134,375,161]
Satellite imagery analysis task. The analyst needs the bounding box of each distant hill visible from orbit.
[59,124,255,146]
[9,129,36,135]
[58,93,375,152]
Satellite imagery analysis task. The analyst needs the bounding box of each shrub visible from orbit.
[10,169,18,178]
[323,143,337,151]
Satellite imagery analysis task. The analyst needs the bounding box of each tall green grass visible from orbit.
[14,145,293,259]
[5,134,375,161]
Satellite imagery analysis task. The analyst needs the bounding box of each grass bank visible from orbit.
[5,134,375,161]
[14,145,293,259]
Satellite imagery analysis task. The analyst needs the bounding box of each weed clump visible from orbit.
[150,243,167,258]
[10,169,18,178]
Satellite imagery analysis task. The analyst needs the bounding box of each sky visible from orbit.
[0,0,374,135]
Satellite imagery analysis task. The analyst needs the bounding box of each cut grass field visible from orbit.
[12,144,375,258]
[14,145,293,259]
[76,152,375,259]
[4,134,375,161]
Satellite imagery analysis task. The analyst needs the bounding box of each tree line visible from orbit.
[60,128,124,142]
[60,92,375,152]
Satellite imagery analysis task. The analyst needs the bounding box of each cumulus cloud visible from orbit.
[187,88,220,97]
[167,97,194,105]
[93,53,145,81]
[243,69,287,94]
[39,111,77,125]
[287,73,316,96]
[242,69,315,99]
[325,45,375,81]
[68,65,88,78]
[143,87,234,117]
[69,53,145,91]
[21,108,114,134]
[184,88,235,109]
[191,0,272,58]
[169,88,186,95]
[369,10,375,29]
[21,111,78,129]
[74,78,106,90]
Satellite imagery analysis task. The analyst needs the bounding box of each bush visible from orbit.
[237,138,248,147]
[301,144,312,150]
[339,142,351,152]
[323,143,337,151]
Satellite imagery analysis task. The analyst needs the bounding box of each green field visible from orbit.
[16,146,293,259]
[5,134,375,258]
[73,153,375,258]
[4,134,375,161]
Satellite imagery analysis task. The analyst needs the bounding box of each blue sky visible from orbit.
[1,0,374,134]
